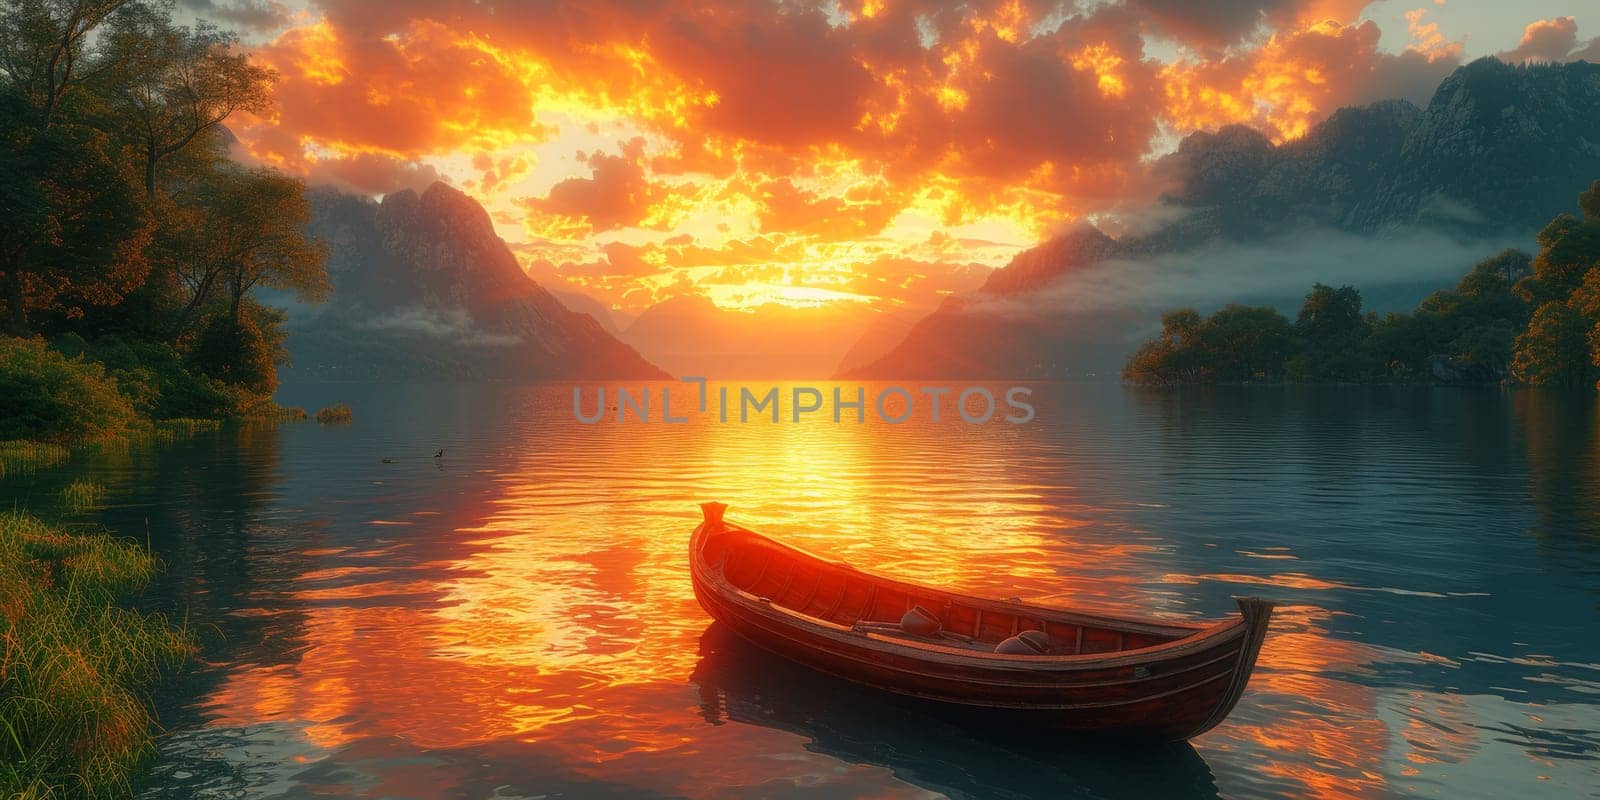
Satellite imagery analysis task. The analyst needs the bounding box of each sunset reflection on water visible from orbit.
[58,382,1598,799]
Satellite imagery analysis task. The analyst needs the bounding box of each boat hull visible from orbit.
[689,513,1273,741]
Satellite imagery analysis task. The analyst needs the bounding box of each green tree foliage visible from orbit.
[1123,305,1292,384]
[1125,180,1600,388]
[0,336,134,441]
[96,14,273,198]
[1582,178,1600,221]
[1511,302,1592,387]
[0,0,135,124]
[1510,181,1600,384]
[0,90,149,334]
[162,167,329,336]
[52,332,239,419]
[0,0,328,424]
[188,307,279,396]
[1287,284,1374,381]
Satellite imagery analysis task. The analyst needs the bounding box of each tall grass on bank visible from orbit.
[252,405,307,423]
[150,418,223,443]
[0,442,71,480]
[0,512,193,799]
[58,481,107,513]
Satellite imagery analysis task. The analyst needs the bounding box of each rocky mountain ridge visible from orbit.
[288,182,668,380]
[847,58,1600,378]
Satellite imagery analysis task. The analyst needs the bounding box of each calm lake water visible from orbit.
[7,382,1600,799]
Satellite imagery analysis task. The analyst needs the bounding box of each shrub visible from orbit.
[315,403,352,424]
[50,334,239,421]
[0,338,135,442]
[188,312,278,396]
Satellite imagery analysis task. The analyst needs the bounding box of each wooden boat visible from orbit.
[689,502,1274,741]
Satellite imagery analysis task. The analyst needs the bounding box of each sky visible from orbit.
[186,0,1600,316]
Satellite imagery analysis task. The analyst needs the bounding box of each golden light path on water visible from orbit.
[115,382,1600,799]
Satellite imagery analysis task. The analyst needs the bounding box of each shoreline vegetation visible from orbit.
[1125,181,1600,388]
[0,1,338,795]
[0,512,194,799]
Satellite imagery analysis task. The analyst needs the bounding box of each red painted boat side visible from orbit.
[689,509,1273,741]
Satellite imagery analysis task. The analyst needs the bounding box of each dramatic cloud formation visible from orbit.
[519,138,664,237]
[208,0,1584,313]
[1499,17,1600,63]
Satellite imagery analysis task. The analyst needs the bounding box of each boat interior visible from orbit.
[702,529,1203,656]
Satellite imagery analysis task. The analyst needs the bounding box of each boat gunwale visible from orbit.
[700,581,1250,694]
[692,522,1251,671]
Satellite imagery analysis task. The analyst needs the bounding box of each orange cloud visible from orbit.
[1160,19,1459,142]
[228,0,1505,311]
[519,139,664,237]
[1499,17,1600,63]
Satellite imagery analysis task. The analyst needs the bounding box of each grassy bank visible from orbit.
[0,512,194,799]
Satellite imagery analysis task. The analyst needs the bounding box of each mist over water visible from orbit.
[8,382,1598,799]
[977,227,1530,319]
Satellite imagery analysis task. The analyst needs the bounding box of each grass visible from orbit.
[150,418,223,443]
[2,419,234,480]
[314,403,352,425]
[258,405,307,422]
[0,442,71,481]
[0,512,192,799]
[57,481,106,513]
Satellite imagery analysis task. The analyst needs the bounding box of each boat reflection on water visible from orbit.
[691,624,1222,800]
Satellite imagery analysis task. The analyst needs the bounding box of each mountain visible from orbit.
[617,296,881,378]
[831,311,919,376]
[551,289,620,334]
[287,182,668,380]
[846,58,1600,378]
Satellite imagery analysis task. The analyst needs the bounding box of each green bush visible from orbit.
[54,334,241,420]
[0,338,135,442]
[188,312,278,396]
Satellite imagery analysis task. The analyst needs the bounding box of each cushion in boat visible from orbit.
[995,629,1052,655]
[899,605,941,637]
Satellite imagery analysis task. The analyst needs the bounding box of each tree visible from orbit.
[1293,284,1373,381]
[0,0,135,125]
[1465,248,1533,287]
[1296,284,1364,342]
[1204,304,1293,381]
[1122,308,1202,385]
[163,167,328,337]
[1581,179,1600,224]
[1511,302,1591,387]
[1516,184,1600,307]
[188,306,276,394]
[0,89,148,335]
[218,171,328,323]
[97,16,273,198]
[1122,305,1292,384]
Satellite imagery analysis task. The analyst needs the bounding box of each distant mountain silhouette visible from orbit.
[618,295,881,379]
[550,289,621,335]
[830,311,917,376]
[288,182,667,380]
[848,58,1600,378]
